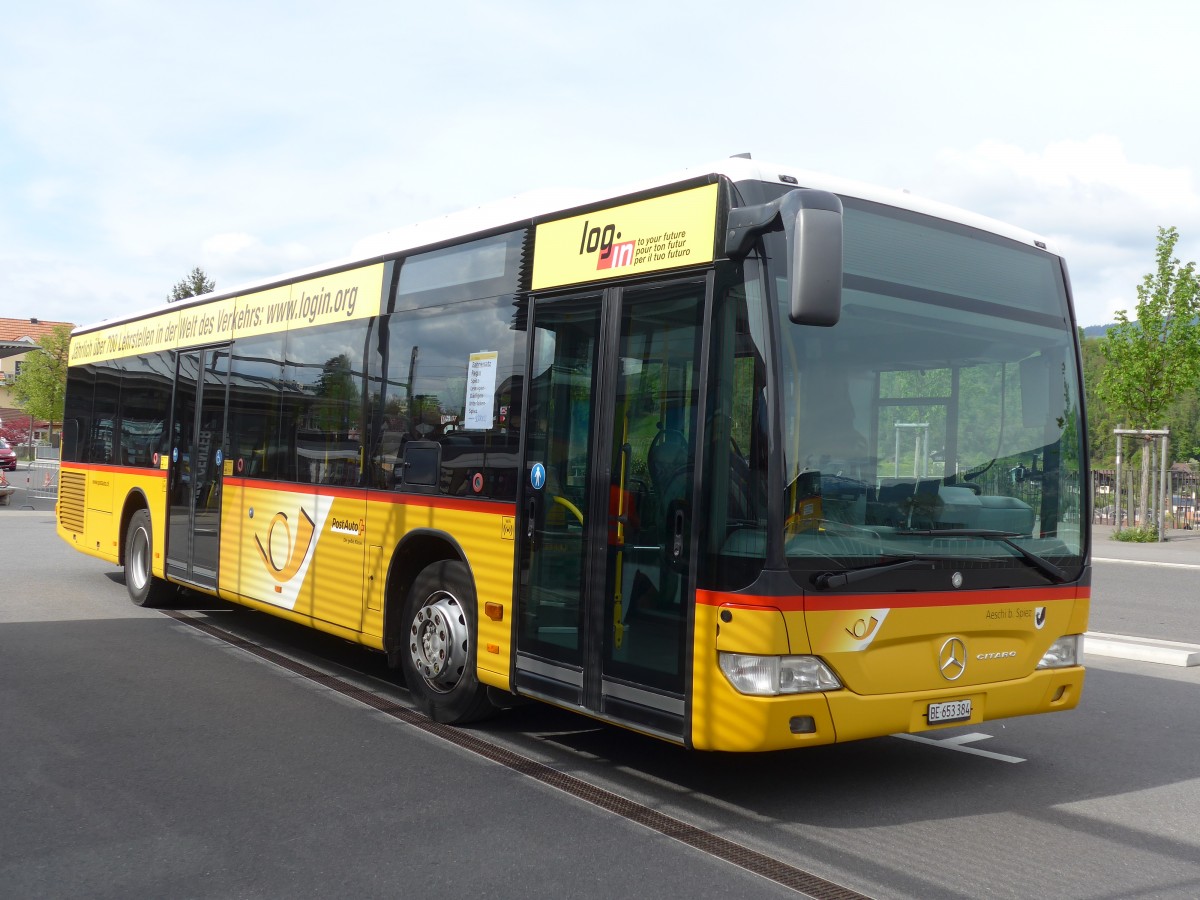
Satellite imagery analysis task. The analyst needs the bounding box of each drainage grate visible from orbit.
[164,610,873,900]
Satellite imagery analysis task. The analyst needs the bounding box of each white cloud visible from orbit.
[199,232,313,286]
[937,136,1200,232]
[6,4,1200,335]
[929,137,1200,325]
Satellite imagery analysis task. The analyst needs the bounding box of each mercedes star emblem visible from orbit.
[939,637,967,681]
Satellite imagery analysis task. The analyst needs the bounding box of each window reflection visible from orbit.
[282,322,366,486]
[368,295,525,499]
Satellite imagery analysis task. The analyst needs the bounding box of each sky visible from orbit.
[2,1,1199,330]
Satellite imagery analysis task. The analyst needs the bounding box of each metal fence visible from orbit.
[0,460,59,509]
[1092,467,1199,530]
[963,466,1085,527]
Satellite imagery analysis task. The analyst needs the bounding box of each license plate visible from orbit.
[928,699,972,724]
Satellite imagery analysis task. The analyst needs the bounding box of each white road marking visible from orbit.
[892,731,1026,763]
[1093,557,1200,570]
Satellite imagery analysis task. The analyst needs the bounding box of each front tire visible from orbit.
[125,509,174,608]
[399,560,495,723]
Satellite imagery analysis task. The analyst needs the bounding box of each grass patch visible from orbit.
[1112,526,1159,542]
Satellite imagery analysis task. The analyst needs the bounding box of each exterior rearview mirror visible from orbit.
[725,189,844,326]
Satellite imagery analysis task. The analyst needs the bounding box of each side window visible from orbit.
[117,351,173,467]
[228,333,284,480]
[62,365,97,464]
[699,277,770,592]
[370,295,525,498]
[281,321,366,485]
[89,362,121,464]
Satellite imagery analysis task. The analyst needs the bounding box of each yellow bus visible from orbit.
[57,157,1089,751]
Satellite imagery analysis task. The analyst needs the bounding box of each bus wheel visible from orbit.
[400,560,495,724]
[125,509,174,608]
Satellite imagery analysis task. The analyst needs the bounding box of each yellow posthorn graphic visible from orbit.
[254,508,316,582]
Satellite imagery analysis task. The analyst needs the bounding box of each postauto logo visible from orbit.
[254,508,316,582]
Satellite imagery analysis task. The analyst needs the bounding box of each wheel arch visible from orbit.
[117,488,154,567]
[382,529,471,666]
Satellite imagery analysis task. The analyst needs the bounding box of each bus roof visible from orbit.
[678,157,1057,254]
[74,157,1059,336]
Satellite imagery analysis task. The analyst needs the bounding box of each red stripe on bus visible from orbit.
[222,476,364,500]
[61,462,167,478]
[372,492,517,516]
[222,476,515,515]
[697,585,1084,613]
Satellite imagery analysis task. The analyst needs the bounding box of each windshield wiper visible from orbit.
[898,529,1067,584]
[814,556,941,590]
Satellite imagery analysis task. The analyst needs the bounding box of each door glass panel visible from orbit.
[192,349,228,576]
[518,282,704,706]
[698,278,771,592]
[519,296,601,666]
[167,348,227,581]
[603,284,703,693]
[167,351,200,570]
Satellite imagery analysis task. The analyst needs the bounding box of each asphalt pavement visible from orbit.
[2,511,1198,898]
[0,511,796,900]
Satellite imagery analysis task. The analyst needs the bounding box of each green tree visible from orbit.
[168,266,215,302]
[1098,226,1200,524]
[10,324,73,438]
[1166,390,1200,461]
[314,354,355,432]
[1080,332,1117,465]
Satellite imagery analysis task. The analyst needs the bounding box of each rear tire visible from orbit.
[399,559,495,724]
[125,509,174,608]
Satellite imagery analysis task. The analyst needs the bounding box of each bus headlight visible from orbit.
[1037,634,1081,669]
[718,653,842,696]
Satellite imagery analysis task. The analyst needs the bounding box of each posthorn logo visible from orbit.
[254,508,315,583]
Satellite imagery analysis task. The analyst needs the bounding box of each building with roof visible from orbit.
[0,317,75,446]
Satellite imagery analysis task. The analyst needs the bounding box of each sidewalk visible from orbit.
[1090,522,1200,564]
[1087,523,1200,665]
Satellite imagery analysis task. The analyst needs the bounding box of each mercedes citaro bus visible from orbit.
[57,157,1088,751]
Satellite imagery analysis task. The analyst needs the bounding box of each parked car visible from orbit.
[0,438,16,471]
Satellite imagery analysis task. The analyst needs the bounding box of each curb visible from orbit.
[1084,632,1200,667]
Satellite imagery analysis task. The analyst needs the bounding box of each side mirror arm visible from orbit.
[724,189,844,327]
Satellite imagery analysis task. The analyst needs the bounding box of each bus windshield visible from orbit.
[774,197,1085,587]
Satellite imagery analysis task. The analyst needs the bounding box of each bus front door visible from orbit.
[515,280,705,742]
[165,347,229,589]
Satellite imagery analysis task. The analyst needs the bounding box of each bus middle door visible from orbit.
[165,347,230,590]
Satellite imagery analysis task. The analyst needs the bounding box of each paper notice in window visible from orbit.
[465,351,499,429]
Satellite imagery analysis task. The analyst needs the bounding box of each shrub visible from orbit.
[1112,525,1159,543]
